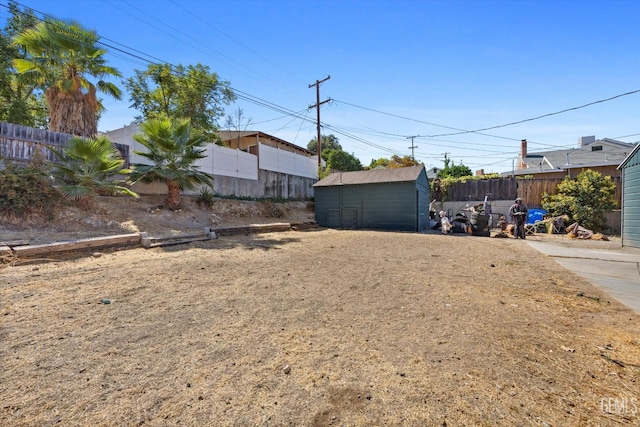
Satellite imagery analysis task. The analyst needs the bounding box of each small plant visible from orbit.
[196,187,216,208]
[260,199,284,218]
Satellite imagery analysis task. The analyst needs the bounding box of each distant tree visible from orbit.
[436,154,472,178]
[368,155,421,169]
[307,134,342,154]
[224,107,252,148]
[368,157,391,169]
[324,149,362,172]
[125,63,235,142]
[13,18,122,137]
[129,118,214,210]
[49,135,137,207]
[541,169,617,232]
[0,1,48,127]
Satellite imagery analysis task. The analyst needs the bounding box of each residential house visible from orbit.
[105,124,317,199]
[505,136,636,179]
[218,130,315,158]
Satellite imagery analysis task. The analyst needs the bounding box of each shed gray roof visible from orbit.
[313,165,425,187]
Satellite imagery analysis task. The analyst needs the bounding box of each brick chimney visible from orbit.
[519,139,527,169]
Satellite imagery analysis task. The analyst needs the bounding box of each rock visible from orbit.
[283,364,291,374]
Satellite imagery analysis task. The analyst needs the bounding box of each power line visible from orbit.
[427,89,640,137]
[4,1,634,170]
[332,98,521,142]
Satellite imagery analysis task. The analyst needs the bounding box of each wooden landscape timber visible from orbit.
[10,233,142,257]
[1,223,314,262]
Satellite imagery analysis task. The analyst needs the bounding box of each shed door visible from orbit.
[325,208,357,229]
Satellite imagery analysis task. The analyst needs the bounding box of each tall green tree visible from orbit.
[541,169,617,232]
[324,149,362,172]
[436,154,472,178]
[317,149,362,178]
[124,63,235,142]
[129,118,214,210]
[0,1,48,127]
[12,18,122,137]
[307,134,341,154]
[49,135,137,206]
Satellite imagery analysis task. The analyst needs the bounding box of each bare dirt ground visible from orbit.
[1,196,639,426]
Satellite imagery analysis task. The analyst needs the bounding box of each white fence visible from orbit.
[106,124,317,181]
[195,144,258,180]
[258,143,318,179]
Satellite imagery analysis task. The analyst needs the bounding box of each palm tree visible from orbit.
[50,135,137,206]
[129,118,214,210]
[12,19,122,137]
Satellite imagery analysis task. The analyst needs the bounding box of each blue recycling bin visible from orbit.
[528,208,546,224]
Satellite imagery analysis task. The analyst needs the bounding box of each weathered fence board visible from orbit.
[0,122,129,167]
[444,176,622,207]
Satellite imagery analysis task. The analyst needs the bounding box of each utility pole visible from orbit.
[309,75,331,166]
[407,135,419,160]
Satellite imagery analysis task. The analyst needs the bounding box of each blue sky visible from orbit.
[2,0,640,173]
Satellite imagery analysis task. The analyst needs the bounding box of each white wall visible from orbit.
[195,144,258,180]
[106,124,317,181]
[258,143,318,179]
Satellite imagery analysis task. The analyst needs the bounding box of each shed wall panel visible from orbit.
[621,161,640,248]
[315,182,427,231]
[313,167,430,232]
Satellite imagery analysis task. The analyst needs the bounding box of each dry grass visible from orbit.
[1,228,639,426]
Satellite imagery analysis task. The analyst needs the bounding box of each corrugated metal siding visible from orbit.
[621,155,640,248]
[353,182,416,230]
[416,172,429,231]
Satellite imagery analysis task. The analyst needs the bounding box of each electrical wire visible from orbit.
[426,90,640,138]
[3,1,637,169]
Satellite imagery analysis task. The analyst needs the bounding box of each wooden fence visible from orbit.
[443,176,623,208]
[0,122,130,167]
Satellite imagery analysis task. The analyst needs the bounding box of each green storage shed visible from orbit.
[618,143,640,248]
[313,165,430,231]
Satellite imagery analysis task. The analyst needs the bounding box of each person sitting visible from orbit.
[439,211,453,234]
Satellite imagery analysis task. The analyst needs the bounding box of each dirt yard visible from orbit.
[1,196,639,426]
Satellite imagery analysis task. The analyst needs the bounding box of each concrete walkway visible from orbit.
[527,241,640,314]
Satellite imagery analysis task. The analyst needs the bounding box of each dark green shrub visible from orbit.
[0,161,62,220]
[541,169,617,232]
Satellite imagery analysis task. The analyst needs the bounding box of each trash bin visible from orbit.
[528,208,546,224]
[470,212,490,237]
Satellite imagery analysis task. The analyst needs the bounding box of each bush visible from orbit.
[196,187,216,208]
[0,161,62,220]
[541,169,617,232]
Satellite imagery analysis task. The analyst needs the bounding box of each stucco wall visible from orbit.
[131,169,315,200]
